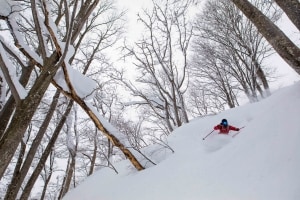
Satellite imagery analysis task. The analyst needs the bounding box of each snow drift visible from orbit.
[64,82,300,200]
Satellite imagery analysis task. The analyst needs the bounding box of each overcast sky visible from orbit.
[116,0,153,42]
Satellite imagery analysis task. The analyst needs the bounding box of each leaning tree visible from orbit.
[0,0,144,184]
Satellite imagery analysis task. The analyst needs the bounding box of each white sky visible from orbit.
[116,0,153,44]
[64,81,300,200]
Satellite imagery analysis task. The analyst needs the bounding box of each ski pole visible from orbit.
[232,126,245,138]
[203,130,214,140]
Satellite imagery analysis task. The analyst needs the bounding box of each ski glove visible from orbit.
[236,128,240,131]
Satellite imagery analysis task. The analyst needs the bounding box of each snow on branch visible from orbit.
[53,64,97,100]
[86,102,127,141]
[6,17,43,66]
[0,37,27,68]
[0,41,27,102]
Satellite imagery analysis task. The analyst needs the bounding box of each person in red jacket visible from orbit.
[214,119,240,134]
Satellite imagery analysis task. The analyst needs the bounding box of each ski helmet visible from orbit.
[221,119,228,126]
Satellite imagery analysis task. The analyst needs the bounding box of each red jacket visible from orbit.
[214,124,239,134]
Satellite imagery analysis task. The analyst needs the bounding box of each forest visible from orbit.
[0,0,299,199]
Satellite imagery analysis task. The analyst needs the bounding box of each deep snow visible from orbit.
[64,82,300,200]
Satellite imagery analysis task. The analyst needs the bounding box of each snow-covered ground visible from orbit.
[64,81,300,200]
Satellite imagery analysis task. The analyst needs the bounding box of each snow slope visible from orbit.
[64,82,300,200]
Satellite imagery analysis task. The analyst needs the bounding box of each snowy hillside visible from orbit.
[64,82,300,200]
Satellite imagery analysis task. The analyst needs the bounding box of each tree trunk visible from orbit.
[57,158,69,200]
[256,63,271,96]
[3,141,27,200]
[0,74,4,110]
[19,100,74,200]
[0,67,56,179]
[274,0,300,31]
[0,64,34,139]
[59,154,76,199]
[59,119,79,199]
[230,0,300,75]
[88,132,98,176]
[40,172,52,200]
[4,90,60,200]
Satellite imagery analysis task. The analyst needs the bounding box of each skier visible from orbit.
[214,119,240,134]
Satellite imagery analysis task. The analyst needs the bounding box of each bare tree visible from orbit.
[191,42,240,108]
[230,0,300,75]
[0,0,144,185]
[120,0,193,133]
[187,85,225,117]
[40,148,55,200]
[192,0,279,104]
[57,107,79,199]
